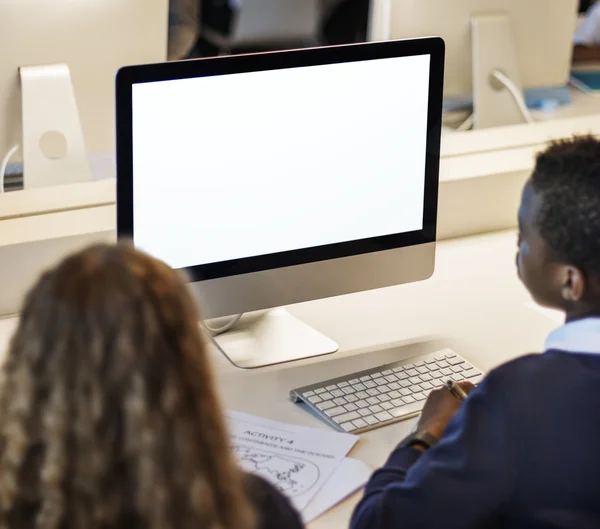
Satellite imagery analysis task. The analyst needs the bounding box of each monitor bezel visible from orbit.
[116,38,445,281]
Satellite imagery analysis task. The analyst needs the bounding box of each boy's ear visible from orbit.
[560,266,586,303]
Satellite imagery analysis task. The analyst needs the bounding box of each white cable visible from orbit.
[202,313,243,337]
[569,75,593,95]
[457,113,474,131]
[491,70,535,124]
[0,144,19,193]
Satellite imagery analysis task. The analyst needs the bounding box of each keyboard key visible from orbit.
[390,401,424,418]
[308,395,322,404]
[451,365,463,373]
[354,383,367,391]
[400,388,412,397]
[409,376,422,385]
[317,401,336,411]
[359,375,372,382]
[441,368,453,376]
[331,389,345,398]
[445,353,457,359]
[369,404,384,413]
[321,392,333,400]
[326,385,338,391]
[333,397,347,406]
[417,366,429,374]
[470,374,484,385]
[437,360,449,368]
[338,381,349,388]
[389,390,401,399]
[402,395,416,404]
[434,354,446,361]
[400,380,412,388]
[346,394,358,403]
[344,403,358,411]
[414,361,425,367]
[375,411,393,422]
[356,391,369,399]
[391,398,403,407]
[380,401,393,410]
[463,368,480,378]
[379,384,391,393]
[412,392,427,401]
[366,397,380,406]
[352,418,368,429]
[392,366,404,373]
[334,411,361,424]
[397,372,409,381]
[315,388,326,394]
[325,406,346,417]
[425,358,437,364]
[406,369,419,377]
[349,379,360,385]
[420,381,433,391]
[356,399,369,409]
[341,421,357,432]
[429,369,442,378]
[364,381,376,389]
[358,408,371,417]
[382,370,393,375]
[367,388,380,397]
[304,390,315,397]
[385,375,398,383]
[448,357,465,366]
[364,414,379,425]
[419,373,432,382]
[342,387,356,395]
[377,394,391,403]
[388,382,400,391]
[372,377,385,386]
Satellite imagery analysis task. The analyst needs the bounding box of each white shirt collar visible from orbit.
[545,317,600,355]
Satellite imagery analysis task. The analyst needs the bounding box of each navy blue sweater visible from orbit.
[351,350,600,529]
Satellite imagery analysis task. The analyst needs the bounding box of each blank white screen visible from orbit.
[132,54,431,270]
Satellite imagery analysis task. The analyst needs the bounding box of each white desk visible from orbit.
[0,229,559,528]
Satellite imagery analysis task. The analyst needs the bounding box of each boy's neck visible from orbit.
[565,306,600,323]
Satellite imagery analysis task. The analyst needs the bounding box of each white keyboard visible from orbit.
[290,349,483,434]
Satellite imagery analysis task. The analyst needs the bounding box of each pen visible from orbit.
[410,380,468,432]
[445,379,468,401]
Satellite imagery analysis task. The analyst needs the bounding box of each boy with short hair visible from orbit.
[351,135,600,529]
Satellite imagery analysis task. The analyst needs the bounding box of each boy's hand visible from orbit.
[416,381,474,441]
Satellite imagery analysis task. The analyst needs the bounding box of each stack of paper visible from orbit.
[226,411,371,522]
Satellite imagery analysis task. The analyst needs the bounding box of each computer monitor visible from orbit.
[116,38,444,368]
[368,0,579,129]
[0,0,168,189]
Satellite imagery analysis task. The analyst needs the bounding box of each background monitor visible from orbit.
[0,0,168,188]
[116,39,444,368]
[369,0,579,128]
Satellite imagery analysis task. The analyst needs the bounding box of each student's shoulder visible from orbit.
[242,472,304,529]
[481,351,568,392]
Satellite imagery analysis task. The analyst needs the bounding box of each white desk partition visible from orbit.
[2,106,600,317]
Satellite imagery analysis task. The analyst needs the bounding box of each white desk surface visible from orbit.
[0,229,561,528]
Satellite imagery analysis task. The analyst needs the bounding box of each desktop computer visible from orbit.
[116,38,481,433]
[368,0,579,129]
[0,0,168,190]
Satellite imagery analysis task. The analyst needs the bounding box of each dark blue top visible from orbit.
[350,349,600,529]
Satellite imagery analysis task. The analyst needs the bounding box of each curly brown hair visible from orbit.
[0,243,255,529]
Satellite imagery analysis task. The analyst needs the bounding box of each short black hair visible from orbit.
[531,135,600,276]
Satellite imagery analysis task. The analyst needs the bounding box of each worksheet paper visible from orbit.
[226,411,358,512]
[302,457,372,524]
